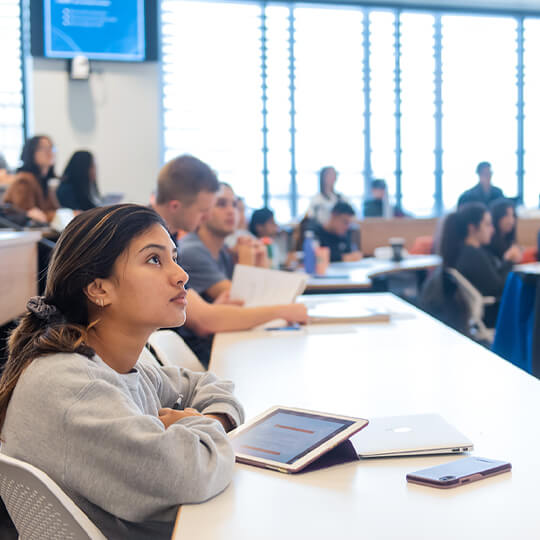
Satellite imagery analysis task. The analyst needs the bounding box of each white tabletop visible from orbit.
[306,254,441,292]
[0,230,42,247]
[175,293,540,539]
[514,262,540,275]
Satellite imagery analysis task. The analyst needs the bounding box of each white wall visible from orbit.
[29,57,162,204]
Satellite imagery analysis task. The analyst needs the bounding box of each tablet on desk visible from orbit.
[229,406,368,473]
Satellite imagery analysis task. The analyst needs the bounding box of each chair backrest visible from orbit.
[0,452,106,540]
[446,268,495,342]
[148,330,205,372]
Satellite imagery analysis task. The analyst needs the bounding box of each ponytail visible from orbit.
[0,300,94,431]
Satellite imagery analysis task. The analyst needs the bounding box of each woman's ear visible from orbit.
[85,279,113,308]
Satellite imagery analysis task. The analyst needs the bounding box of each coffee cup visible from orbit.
[389,237,405,262]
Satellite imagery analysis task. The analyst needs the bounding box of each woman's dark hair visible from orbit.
[17,135,56,196]
[440,202,488,268]
[249,207,274,237]
[318,166,336,199]
[488,198,516,258]
[61,150,100,210]
[0,204,166,429]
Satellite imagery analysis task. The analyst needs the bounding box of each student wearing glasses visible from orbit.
[0,204,244,539]
[3,135,59,223]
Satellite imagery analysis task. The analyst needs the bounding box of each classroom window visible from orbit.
[161,2,540,220]
[0,0,25,170]
[161,1,264,211]
[294,5,365,218]
[524,18,540,209]
[441,14,518,209]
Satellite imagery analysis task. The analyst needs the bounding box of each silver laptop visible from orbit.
[350,414,473,458]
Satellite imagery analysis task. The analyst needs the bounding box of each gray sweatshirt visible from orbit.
[1,352,244,539]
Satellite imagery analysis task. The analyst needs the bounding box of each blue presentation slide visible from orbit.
[233,411,353,464]
[44,0,145,61]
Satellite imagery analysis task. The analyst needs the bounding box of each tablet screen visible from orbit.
[232,409,355,464]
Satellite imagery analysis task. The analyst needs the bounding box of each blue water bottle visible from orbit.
[303,230,316,274]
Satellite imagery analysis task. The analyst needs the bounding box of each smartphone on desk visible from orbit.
[406,456,511,489]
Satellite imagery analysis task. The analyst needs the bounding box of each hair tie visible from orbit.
[27,296,64,324]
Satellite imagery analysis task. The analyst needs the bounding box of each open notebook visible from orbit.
[230,265,308,307]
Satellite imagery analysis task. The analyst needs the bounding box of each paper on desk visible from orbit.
[230,265,308,307]
[308,302,390,324]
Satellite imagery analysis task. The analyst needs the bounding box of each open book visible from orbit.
[307,301,390,324]
[230,265,308,307]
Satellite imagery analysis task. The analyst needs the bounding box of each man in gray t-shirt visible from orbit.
[179,231,235,301]
[178,183,238,301]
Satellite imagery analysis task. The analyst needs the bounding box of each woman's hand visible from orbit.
[27,207,48,223]
[158,407,203,429]
[503,244,522,264]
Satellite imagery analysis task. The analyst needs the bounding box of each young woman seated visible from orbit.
[56,150,103,211]
[486,198,522,265]
[440,202,512,327]
[0,204,244,540]
[2,135,59,223]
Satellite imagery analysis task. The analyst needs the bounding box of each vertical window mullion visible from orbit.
[260,3,269,207]
[288,5,297,218]
[394,10,402,211]
[433,14,443,215]
[362,9,372,196]
[517,16,525,204]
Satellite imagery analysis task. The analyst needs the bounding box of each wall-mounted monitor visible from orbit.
[31,0,158,62]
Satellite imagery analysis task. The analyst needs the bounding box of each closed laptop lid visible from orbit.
[350,414,473,458]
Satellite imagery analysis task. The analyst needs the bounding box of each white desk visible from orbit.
[174,293,540,539]
[0,231,41,326]
[306,254,440,292]
[515,262,540,275]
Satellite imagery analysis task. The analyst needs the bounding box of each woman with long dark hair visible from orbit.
[2,135,59,223]
[440,202,511,326]
[487,198,522,264]
[0,204,243,539]
[56,150,102,211]
[306,166,352,224]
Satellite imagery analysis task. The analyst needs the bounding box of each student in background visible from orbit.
[249,207,283,268]
[486,198,522,265]
[225,196,254,249]
[3,135,59,223]
[178,182,269,300]
[56,150,102,211]
[249,207,279,239]
[363,178,406,218]
[457,162,505,207]
[312,201,362,262]
[0,204,244,539]
[153,155,308,367]
[440,202,511,326]
[307,166,351,224]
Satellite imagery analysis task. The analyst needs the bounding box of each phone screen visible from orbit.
[407,456,511,488]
